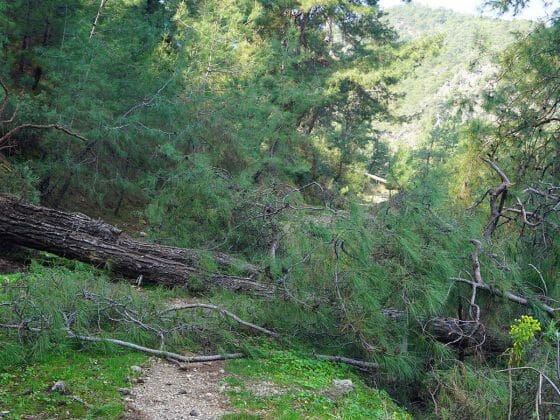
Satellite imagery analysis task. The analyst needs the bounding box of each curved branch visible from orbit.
[481,157,511,184]
[0,124,88,150]
[452,277,556,316]
[69,331,244,363]
[0,79,18,124]
[0,103,19,124]
[161,303,278,337]
[481,157,512,239]
[0,322,243,363]
[498,367,560,399]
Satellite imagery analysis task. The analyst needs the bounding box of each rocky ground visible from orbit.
[122,358,355,420]
[124,360,233,420]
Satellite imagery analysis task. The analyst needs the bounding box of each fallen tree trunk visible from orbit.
[0,195,259,274]
[0,195,509,353]
[0,195,272,296]
[382,308,509,353]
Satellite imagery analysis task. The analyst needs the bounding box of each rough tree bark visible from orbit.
[0,194,271,296]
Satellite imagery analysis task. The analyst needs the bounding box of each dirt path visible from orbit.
[124,359,234,420]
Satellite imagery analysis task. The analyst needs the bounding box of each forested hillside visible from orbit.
[380,4,533,149]
[0,0,559,418]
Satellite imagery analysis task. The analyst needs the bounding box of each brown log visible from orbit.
[0,195,272,296]
[382,308,509,353]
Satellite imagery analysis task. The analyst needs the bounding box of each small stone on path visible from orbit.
[333,379,354,393]
[51,381,69,394]
[131,365,143,374]
[323,379,355,401]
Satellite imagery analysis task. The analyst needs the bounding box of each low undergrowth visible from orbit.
[0,260,410,418]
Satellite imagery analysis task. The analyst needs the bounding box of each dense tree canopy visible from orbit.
[1,0,559,418]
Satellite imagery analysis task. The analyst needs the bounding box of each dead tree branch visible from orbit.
[315,354,379,370]
[482,157,512,239]
[0,79,10,116]
[452,277,556,316]
[364,172,395,189]
[120,76,174,119]
[160,303,278,337]
[68,330,244,363]
[0,322,243,363]
[498,367,560,399]
[468,239,483,323]
[453,240,556,316]
[0,79,18,124]
[90,0,108,39]
[0,124,89,151]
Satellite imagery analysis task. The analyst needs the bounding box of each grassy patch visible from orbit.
[225,350,409,419]
[0,350,145,419]
[1,272,23,283]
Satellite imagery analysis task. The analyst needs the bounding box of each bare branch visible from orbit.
[524,187,559,201]
[481,157,512,239]
[0,124,89,150]
[0,79,18,124]
[364,172,391,187]
[0,322,244,363]
[160,303,278,337]
[0,102,19,124]
[452,277,556,316]
[0,79,9,116]
[468,189,491,211]
[481,157,511,185]
[498,367,560,399]
[465,240,484,323]
[68,330,244,363]
[315,354,379,370]
[121,76,174,119]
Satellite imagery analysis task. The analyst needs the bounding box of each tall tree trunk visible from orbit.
[90,0,108,39]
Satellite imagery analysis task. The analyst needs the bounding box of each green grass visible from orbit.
[224,349,410,419]
[0,350,145,419]
[1,272,23,283]
[0,260,410,418]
